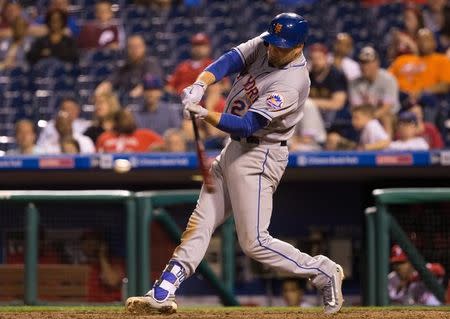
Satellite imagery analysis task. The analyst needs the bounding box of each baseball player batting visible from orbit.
[127,12,344,314]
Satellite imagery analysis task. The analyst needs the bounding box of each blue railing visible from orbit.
[0,150,448,170]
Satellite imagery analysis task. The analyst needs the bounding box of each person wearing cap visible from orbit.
[133,74,181,136]
[95,35,163,98]
[388,244,444,306]
[127,13,344,315]
[329,33,361,81]
[167,32,229,149]
[388,111,429,150]
[308,43,348,128]
[167,32,229,113]
[349,46,400,137]
[167,33,213,95]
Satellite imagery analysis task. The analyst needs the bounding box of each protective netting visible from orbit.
[388,203,450,274]
[0,201,128,303]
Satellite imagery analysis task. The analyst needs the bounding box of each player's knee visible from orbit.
[240,242,259,259]
[239,236,270,260]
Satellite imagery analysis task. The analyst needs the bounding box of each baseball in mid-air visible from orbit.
[113,159,131,174]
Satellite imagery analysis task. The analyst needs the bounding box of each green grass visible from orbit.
[0,306,449,313]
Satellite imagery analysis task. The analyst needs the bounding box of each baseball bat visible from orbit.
[190,112,215,193]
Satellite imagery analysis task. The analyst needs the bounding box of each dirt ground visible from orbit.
[0,309,449,319]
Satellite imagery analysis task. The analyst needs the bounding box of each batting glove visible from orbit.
[183,103,209,120]
[181,81,207,106]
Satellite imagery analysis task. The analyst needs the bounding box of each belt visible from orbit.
[231,135,287,146]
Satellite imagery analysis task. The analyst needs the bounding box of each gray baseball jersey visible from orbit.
[170,36,337,290]
[225,36,310,141]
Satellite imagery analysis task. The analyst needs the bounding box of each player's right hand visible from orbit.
[181,81,207,106]
[183,103,208,120]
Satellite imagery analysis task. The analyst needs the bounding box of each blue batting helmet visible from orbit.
[261,13,309,48]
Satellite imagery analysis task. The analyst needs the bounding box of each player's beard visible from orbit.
[268,54,294,68]
[268,48,301,68]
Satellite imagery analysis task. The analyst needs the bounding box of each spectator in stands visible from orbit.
[84,92,120,145]
[7,119,43,155]
[133,75,182,135]
[37,97,91,147]
[95,35,162,98]
[163,129,187,152]
[281,278,312,307]
[26,8,79,65]
[0,16,31,70]
[0,1,23,39]
[96,108,164,153]
[167,33,213,95]
[29,0,80,38]
[78,0,125,50]
[324,132,356,151]
[290,100,326,151]
[389,28,450,101]
[289,131,321,152]
[422,0,447,34]
[166,32,228,112]
[40,110,95,154]
[77,231,124,302]
[408,102,444,149]
[387,4,423,62]
[351,104,390,151]
[60,136,80,154]
[388,244,444,306]
[440,6,450,55]
[329,33,361,81]
[389,111,429,150]
[349,46,400,137]
[308,43,347,128]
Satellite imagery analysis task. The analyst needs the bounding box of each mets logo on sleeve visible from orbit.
[266,93,284,110]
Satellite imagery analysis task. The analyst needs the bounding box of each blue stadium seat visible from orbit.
[124,6,148,20]
[7,66,28,78]
[92,64,114,78]
[209,3,230,18]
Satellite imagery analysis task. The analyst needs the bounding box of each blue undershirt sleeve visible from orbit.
[216,111,269,137]
[205,49,245,82]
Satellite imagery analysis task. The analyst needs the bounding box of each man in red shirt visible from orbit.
[167,33,228,111]
[167,33,213,94]
[168,33,228,147]
[97,109,163,153]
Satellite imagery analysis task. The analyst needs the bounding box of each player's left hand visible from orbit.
[181,81,207,106]
[183,103,208,120]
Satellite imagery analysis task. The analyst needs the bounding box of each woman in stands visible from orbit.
[84,92,121,144]
[26,8,78,65]
[387,4,423,62]
[0,17,31,70]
